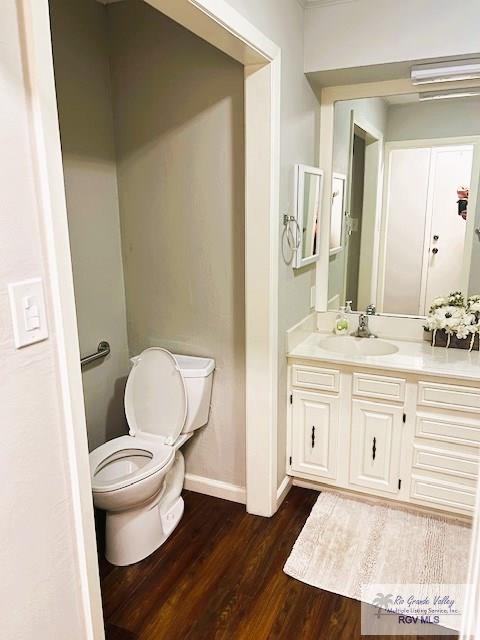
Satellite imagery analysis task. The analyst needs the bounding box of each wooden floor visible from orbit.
[99,487,457,640]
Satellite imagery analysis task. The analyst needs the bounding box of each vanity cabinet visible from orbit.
[349,399,403,494]
[291,390,339,479]
[288,360,480,517]
[410,380,480,514]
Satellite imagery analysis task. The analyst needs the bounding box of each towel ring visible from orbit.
[282,214,301,265]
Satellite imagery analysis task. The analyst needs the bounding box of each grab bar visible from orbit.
[80,341,110,368]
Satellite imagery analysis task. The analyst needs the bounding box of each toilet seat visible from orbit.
[90,349,188,495]
[90,435,175,493]
[125,348,187,444]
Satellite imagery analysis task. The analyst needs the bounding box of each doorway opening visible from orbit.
[49,0,247,563]
[344,132,365,308]
[342,117,383,311]
[28,0,281,632]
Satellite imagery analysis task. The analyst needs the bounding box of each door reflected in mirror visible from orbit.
[294,164,323,269]
[330,173,346,256]
[327,93,480,316]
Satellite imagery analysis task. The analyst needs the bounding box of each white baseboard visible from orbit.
[184,474,292,509]
[293,477,323,492]
[276,475,293,507]
[184,473,246,504]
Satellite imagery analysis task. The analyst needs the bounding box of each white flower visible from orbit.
[445,317,459,332]
[470,322,480,335]
[431,306,462,330]
[426,294,480,343]
[448,291,465,307]
[456,325,470,339]
[425,316,439,331]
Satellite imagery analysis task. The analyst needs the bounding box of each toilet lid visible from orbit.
[124,348,187,444]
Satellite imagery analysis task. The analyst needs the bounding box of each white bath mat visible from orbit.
[284,491,471,631]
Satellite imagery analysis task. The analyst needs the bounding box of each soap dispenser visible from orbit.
[334,306,349,335]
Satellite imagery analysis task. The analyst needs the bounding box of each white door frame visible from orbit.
[26,0,281,636]
[341,111,384,309]
[146,0,282,518]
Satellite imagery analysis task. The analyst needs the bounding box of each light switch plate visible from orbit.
[8,278,48,348]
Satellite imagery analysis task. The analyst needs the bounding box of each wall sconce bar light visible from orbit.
[411,59,480,85]
[418,87,480,101]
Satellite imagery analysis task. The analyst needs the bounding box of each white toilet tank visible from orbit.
[173,354,215,433]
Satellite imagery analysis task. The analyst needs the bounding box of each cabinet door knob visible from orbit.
[372,437,377,461]
[432,247,439,255]
[311,426,315,448]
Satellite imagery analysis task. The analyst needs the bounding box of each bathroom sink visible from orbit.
[318,335,399,357]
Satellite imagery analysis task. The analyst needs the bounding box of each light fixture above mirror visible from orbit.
[411,58,480,85]
[419,87,480,101]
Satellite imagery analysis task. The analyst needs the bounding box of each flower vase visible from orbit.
[431,329,480,351]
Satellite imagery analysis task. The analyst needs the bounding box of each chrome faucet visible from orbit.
[353,305,377,339]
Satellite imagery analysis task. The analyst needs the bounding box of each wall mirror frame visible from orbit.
[294,163,324,269]
[315,77,480,318]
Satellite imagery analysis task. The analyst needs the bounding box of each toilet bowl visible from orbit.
[89,348,215,566]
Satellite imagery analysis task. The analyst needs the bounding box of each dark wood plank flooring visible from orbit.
[98,487,457,640]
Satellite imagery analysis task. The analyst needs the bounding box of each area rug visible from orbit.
[284,491,471,631]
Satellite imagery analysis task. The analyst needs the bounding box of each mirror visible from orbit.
[330,172,346,255]
[294,164,323,268]
[327,93,480,316]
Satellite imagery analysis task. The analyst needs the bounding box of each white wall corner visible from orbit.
[286,311,317,352]
[276,476,293,508]
[184,473,246,504]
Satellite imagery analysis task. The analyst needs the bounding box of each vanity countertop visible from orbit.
[288,332,480,383]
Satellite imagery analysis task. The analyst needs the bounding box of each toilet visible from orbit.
[89,347,215,566]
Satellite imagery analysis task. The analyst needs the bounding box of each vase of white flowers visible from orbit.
[424,291,480,351]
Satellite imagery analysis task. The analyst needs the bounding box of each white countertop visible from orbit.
[288,332,480,382]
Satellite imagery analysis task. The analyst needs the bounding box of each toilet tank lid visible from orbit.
[172,354,215,378]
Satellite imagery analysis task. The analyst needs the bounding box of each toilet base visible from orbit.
[105,452,185,566]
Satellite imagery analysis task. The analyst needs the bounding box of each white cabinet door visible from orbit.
[350,399,403,494]
[292,390,339,480]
